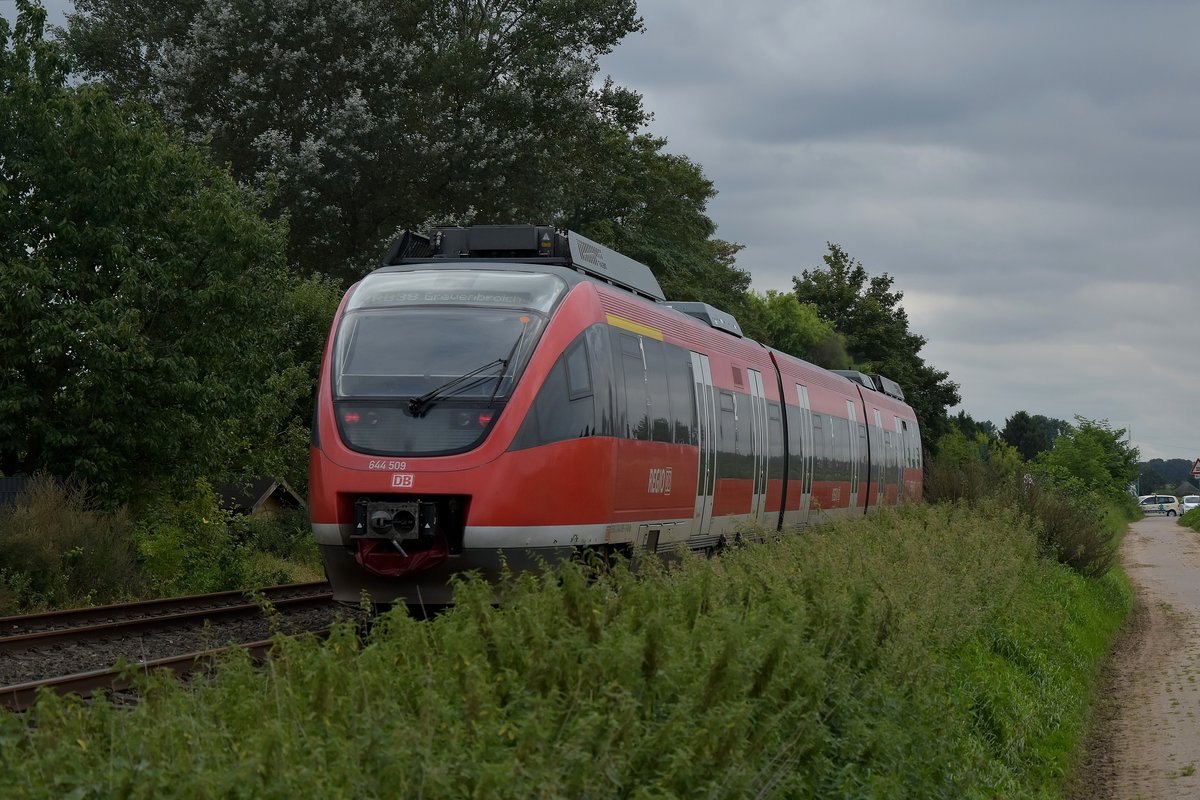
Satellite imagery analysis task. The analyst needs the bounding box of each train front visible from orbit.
[308,266,572,606]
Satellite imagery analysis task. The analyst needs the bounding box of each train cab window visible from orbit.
[512,332,600,451]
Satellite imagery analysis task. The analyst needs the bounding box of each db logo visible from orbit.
[391,473,414,488]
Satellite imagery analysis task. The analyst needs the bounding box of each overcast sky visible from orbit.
[8,0,1198,463]
[596,0,1200,463]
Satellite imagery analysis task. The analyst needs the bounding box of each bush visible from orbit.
[995,479,1127,578]
[0,474,142,613]
[133,481,251,596]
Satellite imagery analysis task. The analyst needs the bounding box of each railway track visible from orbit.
[0,582,342,712]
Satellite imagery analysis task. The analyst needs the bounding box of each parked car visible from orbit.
[1139,494,1181,516]
[1181,495,1200,515]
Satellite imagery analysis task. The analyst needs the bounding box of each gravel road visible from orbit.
[1074,515,1200,799]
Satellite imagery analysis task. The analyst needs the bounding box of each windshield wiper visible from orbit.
[408,320,531,417]
[408,358,506,417]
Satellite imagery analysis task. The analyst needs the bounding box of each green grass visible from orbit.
[0,500,1129,798]
[1179,507,1200,532]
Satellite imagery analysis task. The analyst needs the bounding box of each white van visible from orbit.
[1139,494,1181,516]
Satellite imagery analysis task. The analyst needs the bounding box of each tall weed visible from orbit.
[0,474,142,613]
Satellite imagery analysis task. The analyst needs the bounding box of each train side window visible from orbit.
[811,413,825,480]
[642,338,672,443]
[718,391,736,459]
[666,346,696,445]
[565,341,592,399]
[619,332,649,440]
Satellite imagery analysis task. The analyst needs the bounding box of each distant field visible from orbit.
[0,501,1129,799]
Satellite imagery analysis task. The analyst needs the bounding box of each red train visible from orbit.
[309,225,923,605]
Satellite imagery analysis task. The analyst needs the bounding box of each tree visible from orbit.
[64,0,641,277]
[734,290,849,368]
[1036,417,1140,500]
[1001,411,1067,462]
[1,3,296,502]
[569,132,750,313]
[792,243,960,446]
[949,411,997,441]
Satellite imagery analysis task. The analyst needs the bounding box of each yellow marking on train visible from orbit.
[605,314,663,341]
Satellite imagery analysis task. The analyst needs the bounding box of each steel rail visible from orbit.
[0,593,333,653]
[0,581,330,636]
[0,630,331,713]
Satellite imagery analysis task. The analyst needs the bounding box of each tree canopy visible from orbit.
[793,243,960,445]
[1000,411,1068,462]
[63,0,744,301]
[1,3,300,501]
[734,290,849,368]
[1035,417,1139,500]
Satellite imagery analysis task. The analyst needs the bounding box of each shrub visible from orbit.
[133,481,250,596]
[996,479,1120,578]
[0,474,142,613]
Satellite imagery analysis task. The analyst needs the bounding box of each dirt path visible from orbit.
[1074,516,1200,799]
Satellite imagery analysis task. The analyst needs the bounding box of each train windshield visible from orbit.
[330,270,565,455]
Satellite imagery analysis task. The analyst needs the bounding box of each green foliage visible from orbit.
[952,410,998,440]
[133,482,249,596]
[926,415,1132,577]
[735,289,850,367]
[135,483,320,595]
[1002,411,1068,462]
[1034,417,1139,502]
[925,427,1021,504]
[793,243,960,447]
[0,504,1128,798]
[228,507,321,572]
[573,134,751,313]
[995,479,1131,579]
[1178,507,1200,532]
[0,474,142,614]
[1,5,298,502]
[65,0,649,281]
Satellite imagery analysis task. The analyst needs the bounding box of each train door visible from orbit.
[796,384,814,526]
[748,369,769,523]
[846,400,860,511]
[690,353,717,538]
[873,408,885,508]
[894,416,906,502]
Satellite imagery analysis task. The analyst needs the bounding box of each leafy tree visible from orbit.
[570,133,750,313]
[734,290,849,368]
[64,0,636,276]
[949,410,997,441]
[792,243,960,446]
[1139,458,1194,490]
[1,3,296,502]
[1137,466,1165,495]
[1035,417,1140,501]
[1001,411,1067,462]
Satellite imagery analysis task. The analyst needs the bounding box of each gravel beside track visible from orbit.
[0,597,352,688]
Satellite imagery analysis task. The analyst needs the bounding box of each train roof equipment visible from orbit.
[833,369,906,401]
[383,224,666,303]
[662,301,744,338]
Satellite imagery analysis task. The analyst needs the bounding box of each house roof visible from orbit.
[214,476,306,514]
